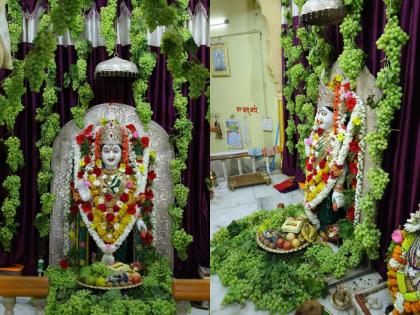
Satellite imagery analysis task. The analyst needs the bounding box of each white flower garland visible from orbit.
[73,122,152,255]
[304,91,366,228]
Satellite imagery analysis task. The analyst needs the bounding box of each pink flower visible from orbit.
[345,91,352,99]
[392,230,403,244]
[83,180,91,187]
[132,131,139,139]
[304,138,312,146]
[126,181,134,189]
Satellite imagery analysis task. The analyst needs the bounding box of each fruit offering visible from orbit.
[78,261,142,288]
[257,218,317,253]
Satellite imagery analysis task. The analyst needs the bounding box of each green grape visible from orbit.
[169,158,186,183]
[100,0,117,55]
[173,183,189,207]
[367,168,390,200]
[2,175,21,199]
[5,136,24,172]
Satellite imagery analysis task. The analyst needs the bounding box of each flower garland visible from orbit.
[72,120,154,255]
[386,216,420,314]
[303,76,366,228]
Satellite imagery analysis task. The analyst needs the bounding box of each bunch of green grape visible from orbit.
[297,27,310,50]
[0,226,15,251]
[99,0,117,55]
[136,100,153,128]
[78,83,94,108]
[5,136,24,172]
[187,62,209,99]
[40,193,55,215]
[358,194,376,222]
[354,222,381,259]
[287,63,306,89]
[149,299,176,315]
[2,175,20,200]
[170,158,187,183]
[171,228,193,261]
[338,48,365,83]
[37,171,53,195]
[173,92,188,115]
[7,0,23,55]
[173,183,189,207]
[367,168,390,199]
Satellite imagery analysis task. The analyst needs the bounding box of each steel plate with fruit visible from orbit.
[256,217,317,254]
[77,261,143,290]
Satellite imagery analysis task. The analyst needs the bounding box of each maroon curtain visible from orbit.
[0,0,210,278]
[282,1,419,276]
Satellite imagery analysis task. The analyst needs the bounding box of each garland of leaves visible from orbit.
[354,0,409,258]
[45,253,176,315]
[0,1,25,251]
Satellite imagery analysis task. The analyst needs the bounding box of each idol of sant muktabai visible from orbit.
[303,76,366,235]
[71,118,157,265]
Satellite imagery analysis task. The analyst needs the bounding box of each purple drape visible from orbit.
[0,1,209,278]
[282,1,419,276]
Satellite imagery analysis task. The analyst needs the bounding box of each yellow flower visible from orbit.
[352,116,361,126]
[121,216,131,225]
[95,159,102,167]
[139,165,145,174]
[88,175,96,182]
[335,75,343,82]
[337,133,345,142]
[69,230,76,241]
[79,160,85,167]
[100,118,107,126]
[150,150,157,159]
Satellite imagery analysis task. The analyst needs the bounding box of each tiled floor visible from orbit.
[210,173,390,315]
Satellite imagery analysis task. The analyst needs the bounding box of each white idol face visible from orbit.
[318,106,333,131]
[101,144,122,169]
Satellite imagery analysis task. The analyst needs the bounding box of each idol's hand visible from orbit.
[136,218,147,232]
[332,191,345,212]
[76,181,91,202]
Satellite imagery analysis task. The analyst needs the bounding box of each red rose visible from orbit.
[307,174,313,182]
[126,124,136,133]
[84,124,94,136]
[344,82,351,91]
[93,168,101,177]
[349,140,360,154]
[319,160,326,169]
[106,213,115,222]
[307,164,313,172]
[141,231,153,245]
[141,136,149,148]
[76,134,84,145]
[145,190,154,200]
[317,128,324,136]
[77,171,84,179]
[125,166,133,175]
[127,204,136,215]
[345,97,357,112]
[98,204,106,212]
[312,169,317,176]
[351,178,357,188]
[137,159,143,164]
[84,156,91,164]
[70,205,79,215]
[346,205,355,221]
[59,258,69,270]
[147,170,156,180]
[120,193,129,202]
[87,213,94,221]
[311,157,317,164]
[322,173,329,184]
[105,194,113,202]
[82,202,91,213]
[349,161,358,174]
[113,205,120,213]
